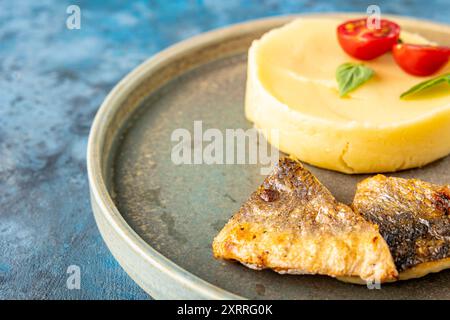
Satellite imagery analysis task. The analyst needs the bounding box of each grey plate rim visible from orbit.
[87,13,450,299]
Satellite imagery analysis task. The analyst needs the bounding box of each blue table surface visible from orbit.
[0,0,449,299]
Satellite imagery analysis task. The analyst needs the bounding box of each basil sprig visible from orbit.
[336,63,374,97]
[400,73,450,99]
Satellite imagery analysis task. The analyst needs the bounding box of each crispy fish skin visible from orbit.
[352,175,450,273]
[213,158,398,282]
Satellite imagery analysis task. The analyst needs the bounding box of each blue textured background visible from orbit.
[0,0,449,299]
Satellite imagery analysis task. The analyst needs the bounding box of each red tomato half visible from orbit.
[392,43,450,76]
[337,18,400,60]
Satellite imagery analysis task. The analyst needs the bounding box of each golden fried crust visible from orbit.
[213,157,398,282]
[352,175,450,273]
[338,257,450,285]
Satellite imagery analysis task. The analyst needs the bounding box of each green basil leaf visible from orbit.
[336,63,374,97]
[400,73,450,99]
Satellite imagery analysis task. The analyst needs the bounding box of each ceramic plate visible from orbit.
[87,14,450,299]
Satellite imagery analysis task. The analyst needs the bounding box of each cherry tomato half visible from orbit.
[337,18,400,60]
[392,43,450,76]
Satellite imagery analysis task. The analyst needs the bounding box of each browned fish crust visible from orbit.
[352,175,450,272]
[213,157,398,282]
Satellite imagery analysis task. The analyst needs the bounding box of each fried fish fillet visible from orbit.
[351,175,450,281]
[213,157,398,282]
